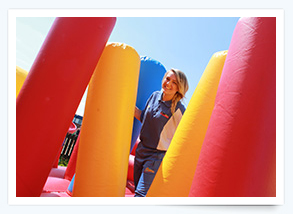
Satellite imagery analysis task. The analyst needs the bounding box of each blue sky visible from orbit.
[16,16,239,116]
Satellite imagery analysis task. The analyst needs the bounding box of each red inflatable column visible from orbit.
[64,134,80,181]
[189,17,276,197]
[16,17,116,197]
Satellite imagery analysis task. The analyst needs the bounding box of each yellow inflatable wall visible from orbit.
[147,51,228,197]
[73,43,140,197]
[16,66,28,97]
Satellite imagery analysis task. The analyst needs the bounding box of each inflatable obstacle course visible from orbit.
[16,17,276,198]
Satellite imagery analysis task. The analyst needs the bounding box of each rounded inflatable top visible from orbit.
[136,56,166,109]
[68,122,77,134]
[130,56,166,151]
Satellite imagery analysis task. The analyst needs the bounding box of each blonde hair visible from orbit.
[162,68,189,115]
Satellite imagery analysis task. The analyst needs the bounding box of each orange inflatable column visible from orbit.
[189,17,276,197]
[16,66,28,97]
[16,17,116,197]
[73,43,140,197]
[147,51,227,197]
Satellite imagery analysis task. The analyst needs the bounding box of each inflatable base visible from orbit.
[48,166,67,179]
[43,177,71,193]
[41,192,71,197]
[41,185,134,197]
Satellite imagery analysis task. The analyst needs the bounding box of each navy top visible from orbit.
[139,90,186,151]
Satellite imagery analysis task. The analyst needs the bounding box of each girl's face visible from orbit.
[162,71,179,99]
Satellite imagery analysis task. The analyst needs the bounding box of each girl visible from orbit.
[133,68,189,197]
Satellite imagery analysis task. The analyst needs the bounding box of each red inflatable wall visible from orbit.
[189,17,276,197]
[16,17,116,197]
[64,134,80,181]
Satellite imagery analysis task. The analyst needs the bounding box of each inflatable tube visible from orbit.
[127,138,139,182]
[147,51,227,196]
[52,122,77,168]
[68,122,77,134]
[64,134,80,181]
[16,66,28,97]
[127,155,135,182]
[66,174,75,196]
[73,43,140,197]
[16,17,116,197]
[189,17,276,197]
[130,56,166,151]
[68,174,136,197]
[49,132,79,178]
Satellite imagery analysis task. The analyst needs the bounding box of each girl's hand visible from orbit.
[134,106,142,122]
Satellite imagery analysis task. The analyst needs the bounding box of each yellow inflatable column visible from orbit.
[147,51,227,197]
[16,66,28,97]
[73,43,140,197]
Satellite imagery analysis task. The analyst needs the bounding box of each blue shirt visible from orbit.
[139,90,186,151]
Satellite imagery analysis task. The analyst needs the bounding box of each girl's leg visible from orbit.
[134,152,165,197]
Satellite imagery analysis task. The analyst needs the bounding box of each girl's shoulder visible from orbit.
[152,90,161,96]
[145,91,161,106]
[176,100,186,114]
[149,90,162,100]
